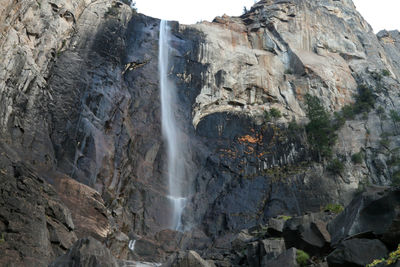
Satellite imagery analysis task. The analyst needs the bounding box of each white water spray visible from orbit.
[128,240,136,251]
[159,20,187,231]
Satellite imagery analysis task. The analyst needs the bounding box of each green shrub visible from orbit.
[390,110,400,123]
[353,84,376,114]
[376,106,386,119]
[296,249,310,266]
[121,0,137,10]
[332,85,375,127]
[326,158,345,175]
[382,69,391,77]
[284,69,293,75]
[333,111,346,129]
[373,72,383,81]
[380,137,390,148]
[304,87,376,160]
[288,118,302,134]
[305,94,337,160]
[265,108,282,123]
[269,108,282,119]
[367,244,400,267]
[341,104,355,120]
[324,203,344,214]
[264,110,271,122]
[105,3,122,17]
[392,171,400,186]
[388,155,400,166]
[277,215,292,221]
[351,152,363,164]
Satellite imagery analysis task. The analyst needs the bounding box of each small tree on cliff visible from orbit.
[305,94,337,161]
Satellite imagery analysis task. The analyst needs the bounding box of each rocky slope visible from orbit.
[0,0,400,266]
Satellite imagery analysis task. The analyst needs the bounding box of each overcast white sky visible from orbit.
[134,0,399,33]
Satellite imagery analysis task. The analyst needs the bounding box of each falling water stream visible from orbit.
[159,20,187,231]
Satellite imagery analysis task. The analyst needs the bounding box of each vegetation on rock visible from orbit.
[305,94,337,160]
[277,215,292,221]
[265,107,282,122]
[382,69,391,77]
[105,5,120,17]
[334,84,376,128]
[367,244,400,267]
[392,171,400,186]
[324,203,344,214]
[326,158,345,175]
[351,152,364,164]
[296,249,310,266]
[304,84,376,162]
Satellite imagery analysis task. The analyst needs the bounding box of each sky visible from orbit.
[134,0,399,33]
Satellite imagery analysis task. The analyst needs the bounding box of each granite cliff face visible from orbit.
[176,0,400,235]
[0,0,400,266]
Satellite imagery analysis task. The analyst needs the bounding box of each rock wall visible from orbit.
[171,0,400,236]
[1,0,400,266]
[0,144,77,266]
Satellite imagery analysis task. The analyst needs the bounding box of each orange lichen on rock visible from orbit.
[238,133,263,144]
[244,146,254,154]
[258,152,267,158]
[219,148,238,158]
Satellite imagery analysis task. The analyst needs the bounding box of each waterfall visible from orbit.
[128,240,136,251]
[159,20,187,231]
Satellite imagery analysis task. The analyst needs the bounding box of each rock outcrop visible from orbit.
[1,0,400,266]
[327,238,388,267]
[54,176,111,241]
[0,144,77,266]
[328,186,400,248]
[49,237,120,267]
[175,0,400,236]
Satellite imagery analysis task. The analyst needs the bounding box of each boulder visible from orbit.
[283,212,334,256]
[180,228,212,252]
[156,230,184,253]
[212,233,236,250]
[328,186,400,247]
[54,176,111,241]
[262,248,299,267]
[327,238,388,267]
[171,250,216,267]
[370,261,400,267]
[49,237,119,267]
[232,230,255,251]
[246,241,260,267]
[267,218,286,236]
[260,238,286,263]
[132,238,164,262]
[245,238,289,266]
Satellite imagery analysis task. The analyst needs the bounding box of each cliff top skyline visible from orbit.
[135,0,399,32]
